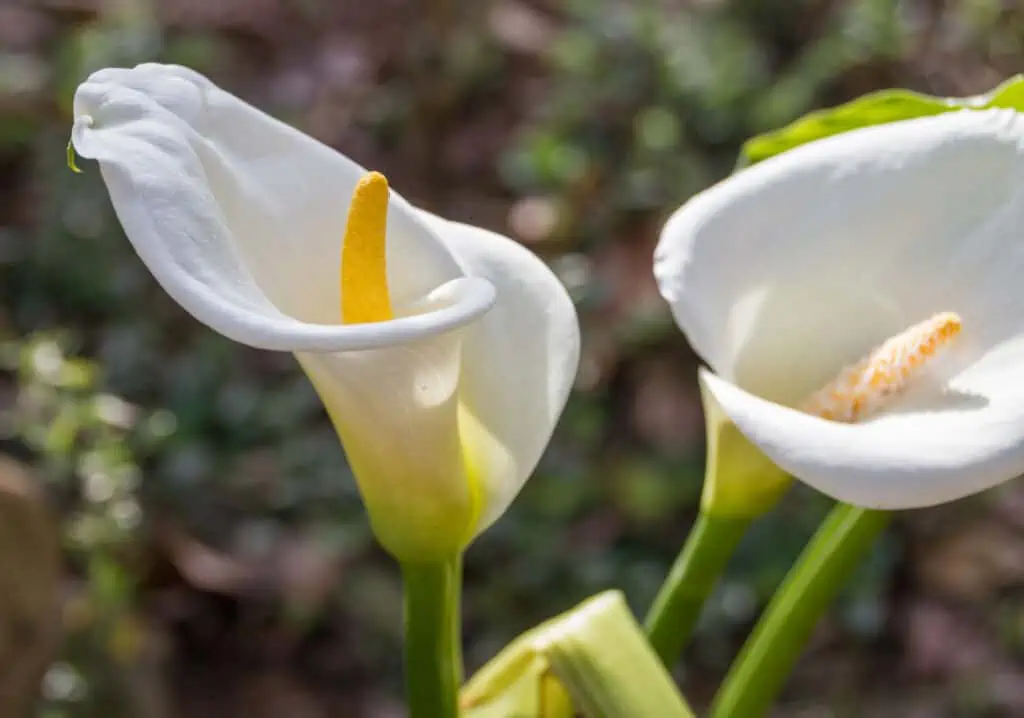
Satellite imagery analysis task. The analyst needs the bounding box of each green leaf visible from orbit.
[462,609,572,717]
[740,75,1024,166]
[463,591,694,718]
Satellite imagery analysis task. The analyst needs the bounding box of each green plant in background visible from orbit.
[739,73,1024,165]
[9,1,1024,716]
[3,334,152,717]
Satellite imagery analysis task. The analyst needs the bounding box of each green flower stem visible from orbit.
[402,555,462,718]
[710,503,891,718]
[644,512,753,667]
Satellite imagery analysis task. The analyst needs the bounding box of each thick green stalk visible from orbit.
[711,503,890,718]
[644,512,752,667]
[402,555,462,718]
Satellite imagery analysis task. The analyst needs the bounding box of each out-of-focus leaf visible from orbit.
[740,75,1024,166]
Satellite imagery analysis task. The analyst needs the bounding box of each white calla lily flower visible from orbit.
[71,64,579,560]
[656,108,1024,510]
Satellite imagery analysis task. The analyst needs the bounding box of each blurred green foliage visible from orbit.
[6,333,146,717]
[4,0,1024,716]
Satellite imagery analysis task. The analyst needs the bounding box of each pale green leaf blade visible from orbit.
[740,75,1024,166]
[463,591,694,718]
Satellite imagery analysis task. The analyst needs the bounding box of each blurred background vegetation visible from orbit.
[3,0,1024,716]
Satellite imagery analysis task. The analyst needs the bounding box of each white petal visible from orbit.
[71,63,493,351]
[297,327,477,560]
[420,213,581,534]
[700,368,1024,509]
[655,109,1024,401]
[658,108,1024,508]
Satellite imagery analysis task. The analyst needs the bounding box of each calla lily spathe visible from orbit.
[655,108,1024,510]
[71,64,579,560]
